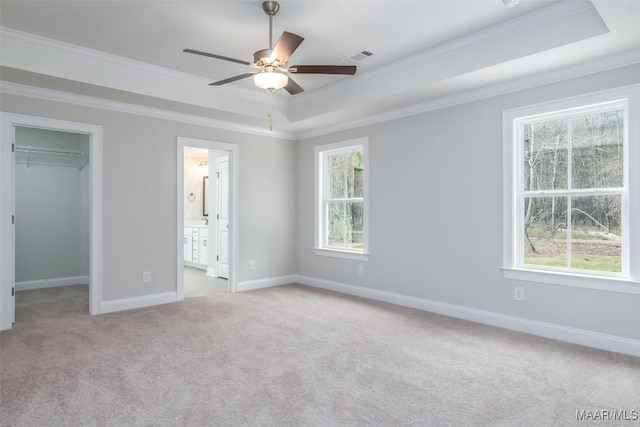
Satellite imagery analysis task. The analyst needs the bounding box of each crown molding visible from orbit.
[0,26,286,117]
[296,49,640,140]
[3,47,639,142]
[286,0,607,123]
[0,1,604,129]
[0,82,295,140]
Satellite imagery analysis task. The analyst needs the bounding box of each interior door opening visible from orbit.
[177,137,237,300]
[14,127,91,323]
[0,112,102,331]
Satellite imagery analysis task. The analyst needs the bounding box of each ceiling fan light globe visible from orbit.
[253,72,289,90]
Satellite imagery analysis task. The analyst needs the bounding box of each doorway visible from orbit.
[14,127,90,323]
[0,113,103,330]
[177,137,238,300]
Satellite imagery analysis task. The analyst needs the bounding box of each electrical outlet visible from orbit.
[514,286,524,302]
[142,271,151,283]
[357,265,364,276]
[249,260,255,271]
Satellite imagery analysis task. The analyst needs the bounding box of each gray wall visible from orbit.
[15,127,89,282]
[295,63,640,341]
[2,94,296,301]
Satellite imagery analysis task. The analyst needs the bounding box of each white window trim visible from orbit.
[314,137,369,261]
[502,85,640,294]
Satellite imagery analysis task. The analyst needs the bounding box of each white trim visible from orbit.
[100,292,176,314]
[287,0,609,126]
[1,51,639,142]
[313,248,369,261]
[501,268,640,294]
[294,275,640,358]
[0,113,103,330]
[0,82,294,140]
[0,27,284,120]
[184,261,206,270]
[16,276,89,291]
[177,137,239,299]
[237,275,296,292]
[1,1,603,130]
[206,267,216,278]
[297,49,640,140]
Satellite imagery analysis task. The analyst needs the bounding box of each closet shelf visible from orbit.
[15,145,88,171]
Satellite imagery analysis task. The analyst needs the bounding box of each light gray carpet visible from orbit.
[1,284,639,426]
[15,284,89,325]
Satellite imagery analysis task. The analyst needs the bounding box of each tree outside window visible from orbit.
[326,149,364,249]
[520,106,624,273]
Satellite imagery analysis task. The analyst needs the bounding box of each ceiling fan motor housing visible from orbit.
[253,49,275,66]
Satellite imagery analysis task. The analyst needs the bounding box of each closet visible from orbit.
[14,127,90,318]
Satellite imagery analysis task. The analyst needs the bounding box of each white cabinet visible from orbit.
[184,225,208,269]
[183,227,193,262]
[198,228,209,267]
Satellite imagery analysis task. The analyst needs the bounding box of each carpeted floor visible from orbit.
[13,268,225,328]
[1,284,639,426]
[14,284,89,325]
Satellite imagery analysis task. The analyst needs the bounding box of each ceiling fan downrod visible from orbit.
[262,1,280,50]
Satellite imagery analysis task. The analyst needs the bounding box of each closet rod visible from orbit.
[15,145,83,157]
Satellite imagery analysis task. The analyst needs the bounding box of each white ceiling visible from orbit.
[1,0,639,138]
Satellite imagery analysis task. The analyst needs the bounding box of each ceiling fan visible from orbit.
[183,1,356,95]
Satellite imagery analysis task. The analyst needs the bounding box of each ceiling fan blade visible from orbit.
[209,73,257,86]
[283,77,304,95]
[270,31,304,65]
[288,65,357,75]
[184,48,250,66]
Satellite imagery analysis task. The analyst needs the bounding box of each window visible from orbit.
[315,138,369,260]
[503,86,640,292]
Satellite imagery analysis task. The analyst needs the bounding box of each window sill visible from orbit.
[314,248,369,261]
[501,267,640,294]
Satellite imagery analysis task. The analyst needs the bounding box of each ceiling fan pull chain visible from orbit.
[268,109,273,132]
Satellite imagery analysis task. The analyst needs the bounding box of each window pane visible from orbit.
[327,201,363,249]
[523,119,568,191]
[570,195,621,272]
[327,153,347,198]
[571,110,623,189]
[523,196,568,267]
[327,149,364,199]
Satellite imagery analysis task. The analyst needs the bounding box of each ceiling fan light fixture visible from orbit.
[253,71,289,90]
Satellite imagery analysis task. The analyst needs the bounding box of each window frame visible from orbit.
[315,137,369,261]
[502,85,640,294]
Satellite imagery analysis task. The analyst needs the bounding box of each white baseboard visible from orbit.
[237,275,296,292]
[100,292,177,314]
[184,261,206,270]
[294,275,640,358]
[206,267,216,278]
[16,276,90,291]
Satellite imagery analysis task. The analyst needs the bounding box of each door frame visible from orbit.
[176,137,238,299]
[0,113,103,330]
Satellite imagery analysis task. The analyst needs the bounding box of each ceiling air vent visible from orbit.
[343,50,375,63]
